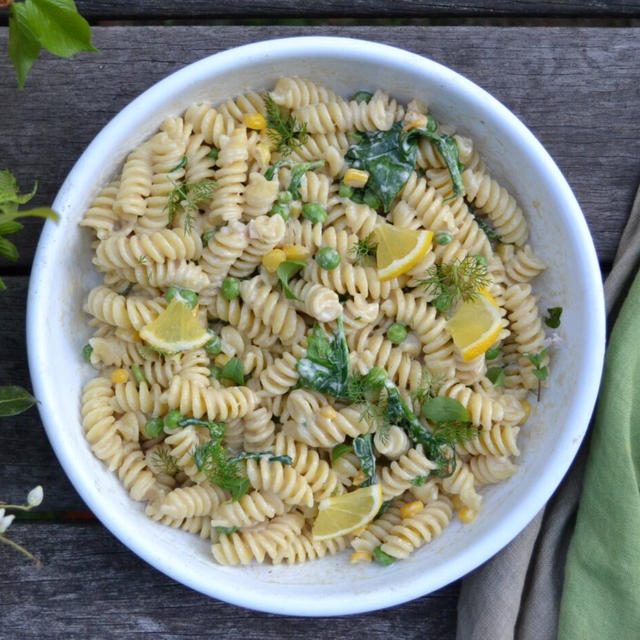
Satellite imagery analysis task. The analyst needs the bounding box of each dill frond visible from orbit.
[150,448,179,477]
[419,256,490,312]
[432,421,479,447]
[349,234,378,265]
[165,179,217,229]
[264,93,308,156]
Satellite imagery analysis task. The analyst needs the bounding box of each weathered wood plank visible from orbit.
[1,522,459,638]
[41,1,640,19]
[0,26,637,272]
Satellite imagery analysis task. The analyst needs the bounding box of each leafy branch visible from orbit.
[4,0,97,89]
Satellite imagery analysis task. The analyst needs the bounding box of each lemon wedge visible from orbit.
[139,297,210,354]
[373,224,433,282]
[446,289,503,362]
[311,484,383,541]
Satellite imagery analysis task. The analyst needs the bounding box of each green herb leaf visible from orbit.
[432,421,479,446]
[22,0,97,58]
[0,385,37,417]
[331,442,353,463]
[229,451,293,465]
[166,179,216,226]
[215,526,239,536]
[0,220,24,236]
[422,396,469,424]
[219,356,245,385]
[8,4,41,90]
[375,500,391,519]
[349,233,378,265]
[486,366,505,387]
[169,155,188,172]
[419,256,490,312]
[352,434,376,487]
[474,215,501,242]
[264,93,308,155]
[410,476,428,487]
[485,345,500,361]
[297,318,350,399]
[0,237,19,262]
[288,160,324,200]
[373,545,395,566]
[277,259,306,301]
[544,307,563,329]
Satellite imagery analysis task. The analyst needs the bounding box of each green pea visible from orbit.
[277,190,293,204]
[387,323,408,344]
[301,202,327,224]
[352,90,373,104]
[201,229,216,245]
[339,183,354,198]
[204,329,222,356]
[163,409,183,430]
[165,286,199,309]
[474,254,488,268]
[144,418,164,438]
[434,231,453,245]
[221,277,241,300]
[82,344,93,363]
[315,247,341,270]
[364,366,388,388]
[270,202,291,220]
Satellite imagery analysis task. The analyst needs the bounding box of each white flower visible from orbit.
[27,485,44,508]
[0,508,15,534]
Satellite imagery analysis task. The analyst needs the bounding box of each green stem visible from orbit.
[0,532,42,567]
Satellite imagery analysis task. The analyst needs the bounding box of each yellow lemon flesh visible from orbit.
[311,484,383,541]
[139,297,210,354]
[373,224,433,282]
[446,289,503,362]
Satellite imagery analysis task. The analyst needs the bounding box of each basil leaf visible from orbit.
[422,396,469,424]
[0,385,37,417]
[544,307,563,329]
[331,443,353,463]
[219,356,245,385]
[23,0,97,58]
[486,366,505,388]
[353,434,376,487]
[277,259,306,300]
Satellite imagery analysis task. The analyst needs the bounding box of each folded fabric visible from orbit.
[457,183,640,640]
[557,267,640,638]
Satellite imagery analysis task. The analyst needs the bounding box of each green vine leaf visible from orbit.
[0,386,37,417]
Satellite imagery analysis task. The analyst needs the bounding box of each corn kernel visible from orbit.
[243,112,267,130]
[290,201,302,218]
[520,399,532,424]
[111,368,129,384]
[255,142,271,166]
[283,244,310,261]
[214,353,231,368]
[458,506,477,524]
[402,113,428,131]
[400,500,424,519]
[262,248,287,273]
[451,495,464,511]
[343,168,370,189]
[350,551,372,564]
[319,405,337,420]
[353,471,367,486]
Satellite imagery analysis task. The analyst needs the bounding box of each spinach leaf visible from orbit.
[296,318,350,399]
[276,259,306,301]
[353,434,376,487]
[422,396,469,423]
[0,385,37,417]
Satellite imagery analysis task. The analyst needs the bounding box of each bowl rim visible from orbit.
[27,35,606,615]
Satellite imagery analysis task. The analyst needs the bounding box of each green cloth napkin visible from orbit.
[557,267,640,637]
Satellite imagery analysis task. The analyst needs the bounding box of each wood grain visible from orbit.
[55,1,640,20]
[0,25,637,272]
[1,521,459,638]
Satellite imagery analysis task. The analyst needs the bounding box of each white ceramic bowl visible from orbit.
[27,36,605,615]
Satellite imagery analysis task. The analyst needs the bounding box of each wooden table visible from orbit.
[2,3,639,637]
